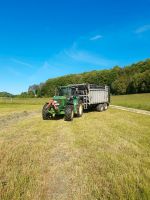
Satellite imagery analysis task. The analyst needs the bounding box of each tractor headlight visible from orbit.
[54,100,59,106]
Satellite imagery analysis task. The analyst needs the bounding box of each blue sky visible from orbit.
[0,0,150,94]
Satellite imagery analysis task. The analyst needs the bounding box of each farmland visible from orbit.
[1,93,150,111]
[0,100,150,200]
[111,93,150,111]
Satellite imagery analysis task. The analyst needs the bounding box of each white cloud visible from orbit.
[29,47,117,83]
[64,48,117,67]
[11,58,33,68]
[90,35,103,41]
[28,61,62,81]
[28,33,118,82]
[135,25,150,34]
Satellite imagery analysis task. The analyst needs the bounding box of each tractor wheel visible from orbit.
[103,103,108,111]
[76,102,83,117]
[42,103,51,120]
[96,104,104,112]
[64,105,74,121]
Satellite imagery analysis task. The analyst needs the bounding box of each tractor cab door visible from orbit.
[71,87,79,96]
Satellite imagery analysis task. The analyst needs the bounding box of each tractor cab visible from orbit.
[57,86,78,97]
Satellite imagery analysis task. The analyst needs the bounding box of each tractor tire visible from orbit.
[42,103,51,120]
[96,104,104,112]
[64,105,74,121]
[103,103,108,111]
[76,102,83,117]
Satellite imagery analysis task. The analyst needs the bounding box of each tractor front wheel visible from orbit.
[64,105,74,121]
[42,103,51,120]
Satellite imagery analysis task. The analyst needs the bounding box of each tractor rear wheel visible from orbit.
[96,104,104,112]
[64,105,74,121]
[76,102,83,117]
[42,103,51,120]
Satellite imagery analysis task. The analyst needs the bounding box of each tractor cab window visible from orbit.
[58,87,79,96]
[59,87,72,96]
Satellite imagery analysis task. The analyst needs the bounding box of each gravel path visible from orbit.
[110,105,150,116]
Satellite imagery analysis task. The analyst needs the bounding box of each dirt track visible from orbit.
[110,105,150,116]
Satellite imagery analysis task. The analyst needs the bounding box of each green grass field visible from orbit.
[0,97,49,105]
[1,93,150,111]
[111,93,150,111]
[0,102,150,200]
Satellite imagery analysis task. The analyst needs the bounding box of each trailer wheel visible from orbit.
[96,104,104,112]
[103,103,108,111]
[42,103,52,120]
[64,105,74,121]
[76,102,83,117]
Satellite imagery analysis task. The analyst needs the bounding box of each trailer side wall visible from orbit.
[89,86,109,104]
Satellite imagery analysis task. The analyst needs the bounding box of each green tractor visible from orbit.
[42,85,83,121]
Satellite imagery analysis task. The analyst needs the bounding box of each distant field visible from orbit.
[0,103,150,200]
[1,93,150,111]
[0,97,49,105]
[111,93,150,111]
[0,97,50,105]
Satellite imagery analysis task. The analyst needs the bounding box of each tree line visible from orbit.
[0,92,14,97]
[21,59,150,97]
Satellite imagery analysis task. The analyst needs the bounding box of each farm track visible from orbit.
[110,105,150,116]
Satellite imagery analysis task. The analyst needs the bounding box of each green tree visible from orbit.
[111,77,129,94]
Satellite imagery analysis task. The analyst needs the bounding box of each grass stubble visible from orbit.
[0,103,150,200]
[111,93,150,111]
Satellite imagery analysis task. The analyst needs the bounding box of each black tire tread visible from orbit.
[64,105,74,121]
[103,103,108,111]
[42,103,51,120]
[96,104,104,112]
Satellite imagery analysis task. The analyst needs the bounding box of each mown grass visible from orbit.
[0,103,150,200]
[72,109,150,199]
[0,104,42,117]
[0,98,48,116]
[111,93,150,111]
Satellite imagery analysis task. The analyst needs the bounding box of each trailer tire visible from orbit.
[64,105,74,121]
[42,103,52,120]
[76,101,83,117]
[96,104,104,112]
[103,103,108,111]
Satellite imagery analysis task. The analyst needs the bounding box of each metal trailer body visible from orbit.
[67,83,110,109]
